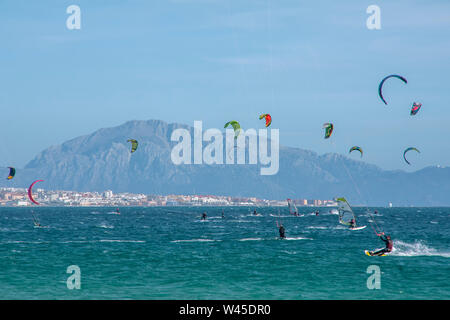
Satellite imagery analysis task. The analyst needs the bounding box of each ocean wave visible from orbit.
[239,238,263,241]
[98,240,145,243]
[390,240,450,258]
[269,214,303,218]
[97,223,114,229]
[3,240,50,244]
[171,239,222,243]
[284,236,313,240]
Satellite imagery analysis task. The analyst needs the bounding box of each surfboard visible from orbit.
[350,225,367,231]
[365,250,386,256]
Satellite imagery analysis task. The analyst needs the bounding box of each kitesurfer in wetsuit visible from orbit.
[372,232,393,255]
[279,224,286,239]
[201,212,207,220]
[315,211,319,216]
[253,209,258,216]
[349,219,356,229]
[222,210,224,218]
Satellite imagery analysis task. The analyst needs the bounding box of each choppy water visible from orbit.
[0,206,448,299]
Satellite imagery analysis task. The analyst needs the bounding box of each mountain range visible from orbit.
[2,119,449,206]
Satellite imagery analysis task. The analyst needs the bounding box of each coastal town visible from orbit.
[0,187,338,207]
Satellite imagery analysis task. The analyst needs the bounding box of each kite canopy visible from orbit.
[224,120,241,139]
[6,167,15,180]
[323,123,333,139]
[349,146,363,157]
[403,147,420,165]
[127,139,138,153]
[287,198,298,215]
[336,197,357,226]
[378,74,408,105]
[259,114,272,127]
[410,102,422,116]
[28,180,44,205]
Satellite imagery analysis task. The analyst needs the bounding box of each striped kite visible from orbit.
[127,139,138,153]
[224,120,241,139]
[349,146,363,158]
[323,123,333,139]
[6,167,15,180]
[410,102,422,116]
[403,147,420,165]
[259,114,272,127]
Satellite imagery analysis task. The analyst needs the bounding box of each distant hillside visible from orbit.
[2,119,450,206]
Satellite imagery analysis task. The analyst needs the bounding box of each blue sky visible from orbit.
[0,0,449,170]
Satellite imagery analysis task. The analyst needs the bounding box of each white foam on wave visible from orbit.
[239,238,263,241]
[269,214,304,218]
[307,226,328,230]
[98,239,145,243]
[390,240,450,258]
[59,240,146,244]
[98,222,114,229]
[4,240,49,244]
[281,250,298,255]
[284,236,313,240]
[171,239,222,243]
[4,239,145,245]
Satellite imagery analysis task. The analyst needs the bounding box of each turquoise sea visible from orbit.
[0,206,448,299]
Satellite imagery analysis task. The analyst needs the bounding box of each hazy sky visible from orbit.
[1,0,449,170]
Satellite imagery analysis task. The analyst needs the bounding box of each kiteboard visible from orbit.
[33,224,48,228]
[350,225,367,231]
[365,250,386,257]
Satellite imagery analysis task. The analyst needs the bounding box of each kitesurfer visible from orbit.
[349,218,356,229]
[221,210,224,218]
[201,212,207,220]
[278,224,286,239]
[253,209,258,216]
[315,211,319,216]
[372,232,393,255]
